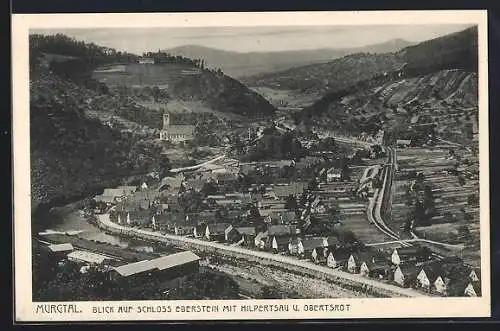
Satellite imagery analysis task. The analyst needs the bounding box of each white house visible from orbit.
[347,254,357,273]
[326,249,350,269]
[469,269,480,282]
[254,231,268,249]
[464,282,480,297]
[434,276,447,295]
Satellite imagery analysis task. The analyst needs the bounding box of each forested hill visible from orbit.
[301,26,478,117]
[30,67,164,215]
[399,26,478,77]
[165,39,414,78]
[32,34,276,118]
[243,26,478,109]
[29,34,162,214]
[91,53,276,117]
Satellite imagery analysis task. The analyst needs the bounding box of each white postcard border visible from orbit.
[12,10,491,321]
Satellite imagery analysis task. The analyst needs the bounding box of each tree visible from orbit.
[284,194,298,211]
[307,178,319,191]
[201,181,218,196]
[458,176,466,186]
[158,154,172,179]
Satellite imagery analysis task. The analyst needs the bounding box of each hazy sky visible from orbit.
[32,24,473,54]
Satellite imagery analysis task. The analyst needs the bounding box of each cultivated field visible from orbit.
[391,147,480,267]
[92,63,202,88]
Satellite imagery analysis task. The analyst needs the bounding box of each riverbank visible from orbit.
[94,213,425,298]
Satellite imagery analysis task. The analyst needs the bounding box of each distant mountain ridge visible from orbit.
[243,26,478,108]
[164,38,416,78]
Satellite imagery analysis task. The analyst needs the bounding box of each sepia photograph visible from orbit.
[12,10,490,321]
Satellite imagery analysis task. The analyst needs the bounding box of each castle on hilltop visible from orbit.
[159,113,195,142]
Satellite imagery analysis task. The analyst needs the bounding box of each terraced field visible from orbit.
[391,147,480,267]
[93,63,202,88]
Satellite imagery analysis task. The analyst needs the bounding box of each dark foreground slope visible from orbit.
[30,68,163,215]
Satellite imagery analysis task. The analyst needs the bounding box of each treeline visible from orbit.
[399,26,478,77]
[142,51,207,69]
[29,33,139,66]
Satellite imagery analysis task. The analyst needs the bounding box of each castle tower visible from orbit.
[163,113,170,130]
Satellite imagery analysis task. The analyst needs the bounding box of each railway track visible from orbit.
[366,147,413,247]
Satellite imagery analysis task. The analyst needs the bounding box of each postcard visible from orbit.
[12,10,490,321]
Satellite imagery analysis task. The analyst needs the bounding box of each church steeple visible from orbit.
[163,113,170,129]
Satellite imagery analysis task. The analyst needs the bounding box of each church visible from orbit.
[159,113,195,142]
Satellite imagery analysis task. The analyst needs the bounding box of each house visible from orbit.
[268,225,296,237]
[174,225,193,236]
[288,237,301,255]
[298,237,325,259]
[254,231,268,249]
[159,175,184,192]
[360,257,391,279]
[193,224,207,238]
[272,182,307,198]
[311,247,327,264]
[269,235,292,253]
[93,195,117,207]
[127,210,152,226]
[216,172,240,186]
[326,168,342,183]
[464,282,481,297]
[117,185,137,195]
[102,188,127,198]
[67,250,111,265]
[159,113,195,142]
[236,227,256,246]
[347,251,370,273]
[45,243,74,261]
[326,247,351,269]
[47,243,74,254]
[393,263,420,287]
[469,268,481,283]
[138,57,155,64]
[391,246,431,265]
[416,262,444,291]
[322,236,341,250]
[110,251,200,282]
[205,223,234,242]
[396,139,412,148]
[433,262,473,295]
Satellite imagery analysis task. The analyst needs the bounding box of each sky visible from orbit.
[32,24,474,54]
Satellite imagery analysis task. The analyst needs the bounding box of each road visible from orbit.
[95,214,426,298]
[169,154,226,173]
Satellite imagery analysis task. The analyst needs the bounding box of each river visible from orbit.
[36,200,157,254]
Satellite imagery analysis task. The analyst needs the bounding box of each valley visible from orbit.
[27,25,483,302]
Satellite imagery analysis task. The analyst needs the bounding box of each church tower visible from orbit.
[163,113,170,130]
